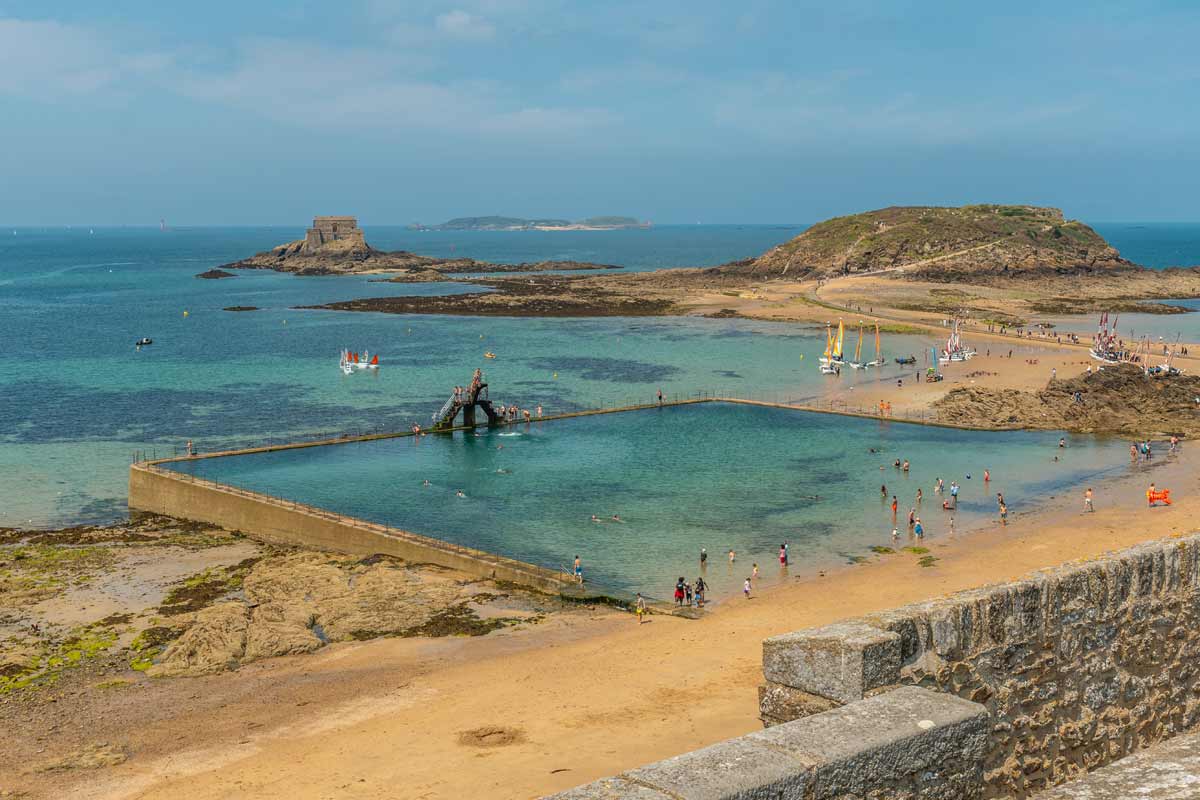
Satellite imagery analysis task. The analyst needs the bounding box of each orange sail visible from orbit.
[370,355,379,365]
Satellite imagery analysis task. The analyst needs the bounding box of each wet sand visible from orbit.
[8,445,1191,800]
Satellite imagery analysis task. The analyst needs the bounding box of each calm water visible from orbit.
[2,222,1196,527]
[167,402,1126,599]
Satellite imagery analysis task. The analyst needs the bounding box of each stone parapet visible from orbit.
[546,686,989,800]
[758,533,1200,797]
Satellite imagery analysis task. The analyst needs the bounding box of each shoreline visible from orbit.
[22,445,1190,800]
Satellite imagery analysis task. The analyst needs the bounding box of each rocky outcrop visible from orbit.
[735,205,1136,281]
[196,268,235,279]
[147,553,506,677]
[934,364,1200,437]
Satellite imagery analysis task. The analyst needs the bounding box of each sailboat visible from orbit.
[1089,312,1126,364]
[339,349,380,374]
[1147,334,1184,378]
[939,318,977,363]
[926,346,944,381]
[819,324,839,374]
[865,322,885,367]
[821,319,845,365]
[849,322,867,369]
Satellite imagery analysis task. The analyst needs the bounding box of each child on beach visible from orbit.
[635,593,647,623]
[1084,488,1094,512]
[752,563,759,580]
[685,582,693,605]
[999,503,1008,525]
[743,578,752,599]
[695,577,707,606]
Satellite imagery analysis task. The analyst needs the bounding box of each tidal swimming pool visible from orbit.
[166,402,1126,599]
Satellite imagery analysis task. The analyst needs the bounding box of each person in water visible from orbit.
[674,577,686,606]
[695,576,707,606]
[880,484,887,498]
[915,488,923,504]
[752,563,759,580]
[891,496,899,518]
[611,514,622,522]
[779,544,787,566]
[902,459,910,472]
[700,548,707,566]
[913,518,924,538]
[983,469,990,482]
[573,555,583,584]
[728,549,736,564]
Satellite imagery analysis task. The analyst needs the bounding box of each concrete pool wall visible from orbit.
[128,462,576,593]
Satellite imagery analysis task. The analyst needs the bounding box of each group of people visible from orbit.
[672,575,708,607]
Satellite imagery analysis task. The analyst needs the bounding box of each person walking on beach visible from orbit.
[695,576,707,607]
[999,502,1008,525]
[573,555,583,584]
[1084,487,1094,513]
[743,577,752,599]
[635,593,647,623]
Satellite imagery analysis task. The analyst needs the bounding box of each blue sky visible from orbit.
[1,1,1198,224]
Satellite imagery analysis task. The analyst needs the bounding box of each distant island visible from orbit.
[213,216,623,276]
[408,215,650,231]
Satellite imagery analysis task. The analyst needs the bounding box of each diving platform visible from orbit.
[432,370,500,430]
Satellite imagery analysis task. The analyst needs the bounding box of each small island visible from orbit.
[408,215,650,231]
[217,216,624,277]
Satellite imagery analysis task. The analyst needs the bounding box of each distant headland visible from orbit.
[407,215,650,231]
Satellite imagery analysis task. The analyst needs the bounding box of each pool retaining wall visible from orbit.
[128,463,575,593]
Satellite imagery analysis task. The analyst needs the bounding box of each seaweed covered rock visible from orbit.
[935,364,1200,436]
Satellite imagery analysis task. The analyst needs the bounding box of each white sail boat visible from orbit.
[1089,312,1125,364]
[939,319,977,363]
[339,349,380,374]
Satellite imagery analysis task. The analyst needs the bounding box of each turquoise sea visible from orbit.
[2,223,1198,533]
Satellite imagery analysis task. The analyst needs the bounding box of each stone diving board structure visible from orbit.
[431,369,500,430]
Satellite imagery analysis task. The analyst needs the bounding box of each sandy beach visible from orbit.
[5,438,1191,800]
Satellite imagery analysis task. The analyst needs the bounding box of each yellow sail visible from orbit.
[853,322,863,362]
[834,320,844,359]
[874,322,881,361]
[823,324,833,359]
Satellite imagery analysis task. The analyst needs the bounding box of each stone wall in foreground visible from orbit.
[760,533,1200,797]
[547,686,990,799]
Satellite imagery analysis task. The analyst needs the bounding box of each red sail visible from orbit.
[371,355,379,365]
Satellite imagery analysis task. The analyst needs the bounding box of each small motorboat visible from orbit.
[895,355,916,365]
[484,352,497,359]
[136,338,153,347]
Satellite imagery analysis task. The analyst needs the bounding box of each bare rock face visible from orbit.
[148,602,249,677]
[735,205,1135,281]
[148,553,496,676]
[935,364,1200,436]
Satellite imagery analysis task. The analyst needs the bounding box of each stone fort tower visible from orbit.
[302,216,366,252]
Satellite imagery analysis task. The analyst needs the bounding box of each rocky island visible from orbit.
[217,216,623,277]
[407,215,649,231]
[306,205,1200,319]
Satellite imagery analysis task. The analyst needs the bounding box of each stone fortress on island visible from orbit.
[301,215,365,253]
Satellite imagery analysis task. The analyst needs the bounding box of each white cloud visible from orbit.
[434,9,495,40]
[0,18,168,96]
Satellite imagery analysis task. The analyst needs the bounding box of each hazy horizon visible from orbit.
[4,2,1199,225]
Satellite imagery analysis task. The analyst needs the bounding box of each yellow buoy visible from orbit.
[182,310,189,317]
[553,372,558,379]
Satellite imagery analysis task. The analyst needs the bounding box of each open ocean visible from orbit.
[2,222,1197,535]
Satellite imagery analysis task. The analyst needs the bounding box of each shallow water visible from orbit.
[2,222,1191,527]
[167,402,1128,600]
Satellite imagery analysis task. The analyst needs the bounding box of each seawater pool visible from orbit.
[166,402,1128,600]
